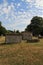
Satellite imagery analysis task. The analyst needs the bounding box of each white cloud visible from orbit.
[35,0,43,7]
[1,0,43,31]
[18,3,21,6]
[26,0,43,9]
[3,7,9,14]
[0,0,32,31]
[2,2,15,14]
[3,0,8,7]
[0,1,16,20]
[26,0,32,2]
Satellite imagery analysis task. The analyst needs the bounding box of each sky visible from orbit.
[0,0,43,31]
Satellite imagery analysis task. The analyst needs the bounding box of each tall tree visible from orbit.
[16,30,20,33]
[0,21,7,35]
[0,21,2,26]
[25,16,43,36]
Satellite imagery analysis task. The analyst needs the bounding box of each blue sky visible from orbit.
[0,0,43,31]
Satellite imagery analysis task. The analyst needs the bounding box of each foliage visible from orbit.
[7,30,14,34]
[16,30,20,33]
[25,16,43,36]
[0,21,2,26]
[0,21,7,36]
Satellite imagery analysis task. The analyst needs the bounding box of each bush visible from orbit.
[27,39,40,43]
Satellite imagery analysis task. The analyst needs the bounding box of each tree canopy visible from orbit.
[25,16,43,36]
[0,21,2,26]
[0,21,7,36]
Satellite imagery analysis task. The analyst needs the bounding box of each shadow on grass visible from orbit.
[27,39,40,43]
[0,42,18,46]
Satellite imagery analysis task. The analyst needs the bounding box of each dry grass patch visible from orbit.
[0,36,43,65]
[0,36,5,43]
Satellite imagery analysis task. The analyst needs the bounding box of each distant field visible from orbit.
[0,36,43,65]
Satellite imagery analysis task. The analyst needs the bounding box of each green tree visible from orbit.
[16,30,20,33]
[0,21,7,36]
[0,21,2,26]
[7,30,14,34]
[25,16,43,36]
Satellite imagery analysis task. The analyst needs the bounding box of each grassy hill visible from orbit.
[0,36,43,65]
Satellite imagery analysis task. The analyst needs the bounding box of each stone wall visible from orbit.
[5,34,22,43]
[5,32,32,43]
[22,32,32,40]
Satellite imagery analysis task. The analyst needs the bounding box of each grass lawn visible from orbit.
[0,36,43,65]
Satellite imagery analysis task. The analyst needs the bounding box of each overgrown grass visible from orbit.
[0,36,43,65]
